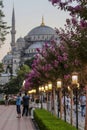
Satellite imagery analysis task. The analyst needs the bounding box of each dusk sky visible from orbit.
[0,0,69,61]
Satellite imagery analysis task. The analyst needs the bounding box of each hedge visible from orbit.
[34,109,77,130]
[0,100,16,105]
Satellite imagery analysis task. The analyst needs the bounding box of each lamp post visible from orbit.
[45,84,49,111]
[39,86,42,108]
[39,86,44,109]
[68,86,73,125]
[72,72,78,129]
[57,79,62,119]
[63,87,66,122]
[48,82,53,113]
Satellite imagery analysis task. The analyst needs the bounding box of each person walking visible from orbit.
[22,92,29,117]
[80,93,86,117]
[5,95,9,106]
[16,93,22,118]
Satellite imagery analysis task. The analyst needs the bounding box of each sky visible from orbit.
[0,0,69,62]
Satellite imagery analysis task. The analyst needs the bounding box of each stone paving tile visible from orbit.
[0,105,35,130]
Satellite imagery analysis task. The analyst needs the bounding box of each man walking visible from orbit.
[22,92,29,116]
[80,93,86,117]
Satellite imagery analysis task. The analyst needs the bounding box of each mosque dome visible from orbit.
[28,25,56,36]
[25,17,57,42]
[16,37,25,43]
[28,16,55,36]
[2,53,13,64]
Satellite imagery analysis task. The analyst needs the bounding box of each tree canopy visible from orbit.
[0,0,9,43]
[23,0,87,90]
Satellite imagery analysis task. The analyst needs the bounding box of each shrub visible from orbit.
[0,100,16,105]
[34,109,77,130]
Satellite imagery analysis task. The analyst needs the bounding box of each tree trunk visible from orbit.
[59,88,62,119]
[70,89,73,125]
[85,84,87,130]
[83,65,87,130]
[53,87,56,115]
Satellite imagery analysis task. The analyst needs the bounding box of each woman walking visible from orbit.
[16,93,22,118]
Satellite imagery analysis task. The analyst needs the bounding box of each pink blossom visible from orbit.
[63,53,68,61]
[64,74,71,80]
[80,20,87,28]
[71,17,77,25]
[54,60,59,67]
[64,64,68,68]
[58,56,63,62]
[50,0,61,5]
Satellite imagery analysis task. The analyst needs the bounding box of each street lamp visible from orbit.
[48,82,52,90]
[39,86,42,92]
[48,82,53,113]
[72,72,78,85]
[39,86,44,109]
[28,89,36,94]
[57,79,62,118]
[72,72,78,129]
[45,84,48,91]
[68,85,73,125]
[57,79,62,89]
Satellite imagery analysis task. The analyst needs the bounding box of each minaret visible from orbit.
[11,7,16,52]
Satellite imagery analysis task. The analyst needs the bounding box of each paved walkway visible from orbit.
[0,105,35,130]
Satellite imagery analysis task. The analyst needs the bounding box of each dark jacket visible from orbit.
[22,95,29,106]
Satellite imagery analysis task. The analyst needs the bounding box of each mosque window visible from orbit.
[34,36,35,40]
[14,60,16,63]
[31,49,33,52]
[33,49,35,52]
[30,37,32,40]
[42,36,44,39]
[47,36,49,40]
[35,49,36,52]
[29,49,31,53]
[28,37,31,40]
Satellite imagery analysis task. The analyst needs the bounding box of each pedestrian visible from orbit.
[5,95,9,106]
[66,95,71,114]
[22,92,29,117]
[16,93,22,118]
[80,93,86,117]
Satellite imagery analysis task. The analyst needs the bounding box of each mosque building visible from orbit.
[2,7,59,77]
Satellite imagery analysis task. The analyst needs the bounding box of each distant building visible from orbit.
[2,7,59,75]
[0,40,3,48]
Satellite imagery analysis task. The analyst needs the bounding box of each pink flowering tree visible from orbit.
[49,0,87,19]
[25,40,75,90]
[49,0,87,129]
[24,0,87,91]
[49,0,87,84]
